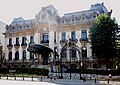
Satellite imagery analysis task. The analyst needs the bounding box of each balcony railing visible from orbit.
[7,44,13,49]
[14,43,20,48]
[79,38,88,42]
[28,42,35,46]
[14,44,20,46]
[21,43,27,46]
[60,39,67,44]
[71,39,78,44]
[41,40,49,43]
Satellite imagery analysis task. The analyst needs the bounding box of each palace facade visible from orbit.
[3,3,112,69]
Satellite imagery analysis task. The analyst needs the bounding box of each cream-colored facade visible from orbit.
[3,3,111,68]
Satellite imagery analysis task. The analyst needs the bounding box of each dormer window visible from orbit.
[42,15,44,19]
[72,18,75,22]
[82,13,86,20]
[71,15,76,22]
[93,15,96,18]
[63,20,65,23]
[82,17,85,20]
[92,11,97,19]
[62,17,66,23]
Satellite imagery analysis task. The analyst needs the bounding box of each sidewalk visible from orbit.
[1,76,120,85]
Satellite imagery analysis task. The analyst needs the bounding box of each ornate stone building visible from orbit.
[3,3,111,69]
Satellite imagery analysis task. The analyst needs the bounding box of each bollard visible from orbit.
[90,76,91,80]
[40,75,42,81]
[50,76,52,81]
[7,74,8,80]
[14,75,16,80]
[83,77,85,83]
[23,76,24,80]
[108,79,109,84]
[31,76,33,81]
[95,78,96,83]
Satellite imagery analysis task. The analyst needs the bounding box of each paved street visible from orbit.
[0,77,120,85]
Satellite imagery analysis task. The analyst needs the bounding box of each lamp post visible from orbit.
[108,69,112,84]
[70,49,71,79]
[80,45,87,79]
[67,38,72,80]
[79,61,83,79]
[54,46,58,76]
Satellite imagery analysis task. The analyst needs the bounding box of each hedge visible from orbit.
[0,68,49,76]
[61,69,120,76]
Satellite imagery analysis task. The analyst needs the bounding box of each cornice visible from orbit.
[4,29,35,38]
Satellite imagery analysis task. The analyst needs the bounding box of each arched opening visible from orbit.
[71,48,77,59]
[15,51,19,60]
[7,65,11,68]
[21,65,26,68]
[13,65,18,68]
[81,45,87,57]
[8,51,12,60]
[60,41,81,79]
[30,52,34,60]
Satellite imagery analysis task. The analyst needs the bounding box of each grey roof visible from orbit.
[6,17,35,32]
[6,3,109,31]
[60,2,108,23]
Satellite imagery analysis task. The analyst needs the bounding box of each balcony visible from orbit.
[28,42,35,46]
[60,39,67,45]
[71,39,78,44]
[21,43,27,48]
[41,40,49,46]
[7,44,13,49]
[14,44,20,49]
[79,38,88,43]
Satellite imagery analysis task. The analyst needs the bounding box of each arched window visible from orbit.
[30,52,34,60]
[8,51,12,60]
[15,51,19,60]
[71,49,76,58]
[81,46,87,57]
[61,50,67,58]
[22,50,26,60]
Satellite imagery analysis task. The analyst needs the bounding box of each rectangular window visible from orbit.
[16,37,19,45]
[62,32,66,41]
[43,33,48,42]
[30,36,34,43]
[81,30,87,41]
[9,38,12,45]
[71,31,76,40]
[22,37,26,44]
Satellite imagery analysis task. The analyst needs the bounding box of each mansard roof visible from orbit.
[11,17,35,26]
[5,3,109,32]
[5,17,35,32]
[60,2,108,23]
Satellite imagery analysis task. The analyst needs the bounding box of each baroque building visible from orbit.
[3,3,112,69]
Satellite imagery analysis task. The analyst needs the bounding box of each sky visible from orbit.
[0,0,120,24]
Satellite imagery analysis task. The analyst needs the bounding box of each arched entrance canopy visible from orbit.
[27,43,53,54]
[27,43,53,65]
